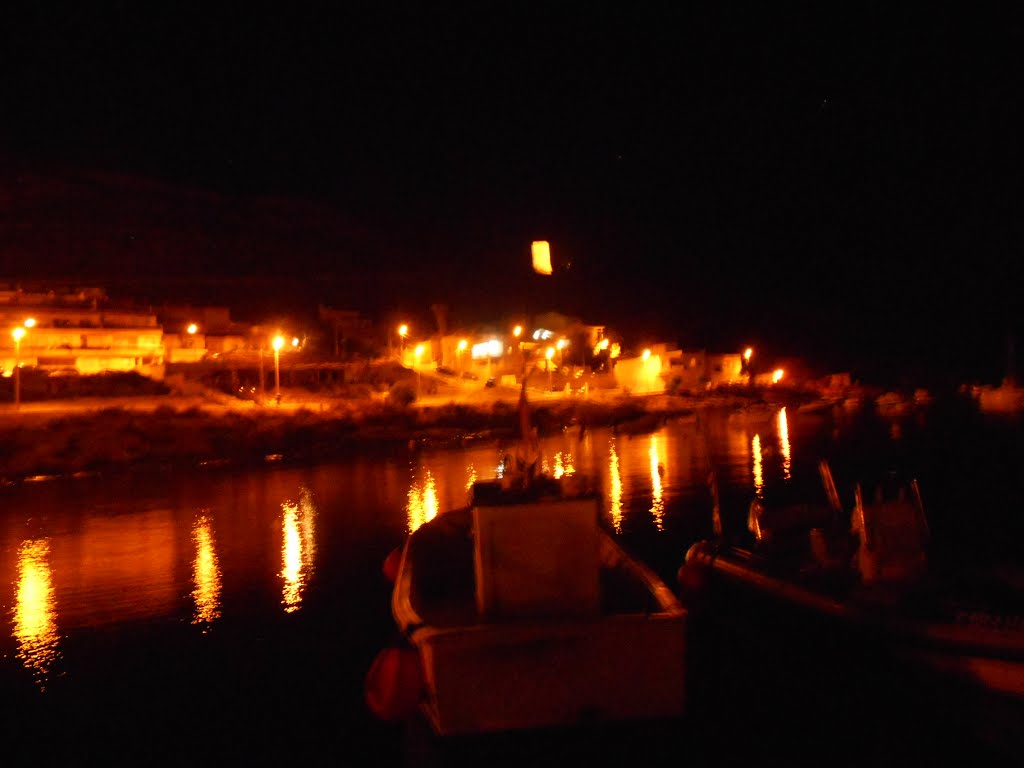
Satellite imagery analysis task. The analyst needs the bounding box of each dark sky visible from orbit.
[1,5,1021,381]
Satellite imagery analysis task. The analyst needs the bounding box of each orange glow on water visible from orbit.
[552,451,575,479]
[191,515,222,627]
[778,406,792,481]
[13,539,60,686]
[752,434,764,496]
[281,488,317,614]
[407,471,439,533]
[649,434,665,531]
[608,440,623,533]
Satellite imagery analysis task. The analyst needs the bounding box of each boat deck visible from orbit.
[402,507,672,630]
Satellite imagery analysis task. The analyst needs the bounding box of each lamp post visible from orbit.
[545,346,555,392]
[457,339,467,373]
[257,340,265,404]
[12,326,25,408]
[273,335,285,403]
[512,325,523,378]
[414,344,424,398]
[398,324,408,363]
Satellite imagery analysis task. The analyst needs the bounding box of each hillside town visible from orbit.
[2,280,832,404]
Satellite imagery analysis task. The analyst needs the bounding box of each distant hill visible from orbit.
[0,163,428,309]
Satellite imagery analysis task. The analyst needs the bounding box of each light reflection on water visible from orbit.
[649,434,665,531]
[778,407,792,481]
[1,413,824,682]
[608,440,623,533]
[281,487,317,614]
[192,514,222,627]
[752,434,764,496]
[406,469,439,533]
[14,538,60,686]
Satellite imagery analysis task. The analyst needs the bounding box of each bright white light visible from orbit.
[471,339,502,360]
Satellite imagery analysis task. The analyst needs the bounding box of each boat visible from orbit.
[726,400,779,423]
[367,382,687,737]
[679,463,1024,751]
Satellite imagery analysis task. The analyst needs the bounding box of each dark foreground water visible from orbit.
[2,395,1022,766]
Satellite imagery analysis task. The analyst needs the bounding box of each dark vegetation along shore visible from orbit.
[0,397,693,483]
[0,371,823,483]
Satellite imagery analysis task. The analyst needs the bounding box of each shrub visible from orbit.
[388,380,417,407]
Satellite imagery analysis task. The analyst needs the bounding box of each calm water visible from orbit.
[2,396,1021,765]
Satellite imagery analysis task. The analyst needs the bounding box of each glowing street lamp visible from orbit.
[457,338,467,371]
[545,346,555,391]
[398,324,409,361]
[12,326,25,408]
[272,335,285,402]
[24,318,36,329]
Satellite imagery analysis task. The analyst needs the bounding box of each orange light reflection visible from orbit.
[778,406,792,481]
[649,434,665,531]
[13,538,61,687]
[752,433,764,496]
[191,515,222,627]
[281,488,317,614]
[552,451,575,479]
[608,440,623,533]
[407,470,439,533]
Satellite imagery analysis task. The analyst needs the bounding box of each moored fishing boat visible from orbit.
[367,382,687,737]
[679,464,1024,752]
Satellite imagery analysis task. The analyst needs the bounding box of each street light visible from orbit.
[273,335,285,403]
[545,346,555,391]
[12,326,25,408]
[457,339,467,372]
[398,324,409,362]
[512,326,524,379]
[186,323,198,349]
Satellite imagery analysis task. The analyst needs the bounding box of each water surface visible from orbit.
[2,399,1020,764]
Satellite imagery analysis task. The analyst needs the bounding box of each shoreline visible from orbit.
[0,387,830,484]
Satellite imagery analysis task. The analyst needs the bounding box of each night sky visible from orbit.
[1,6,1020,383]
